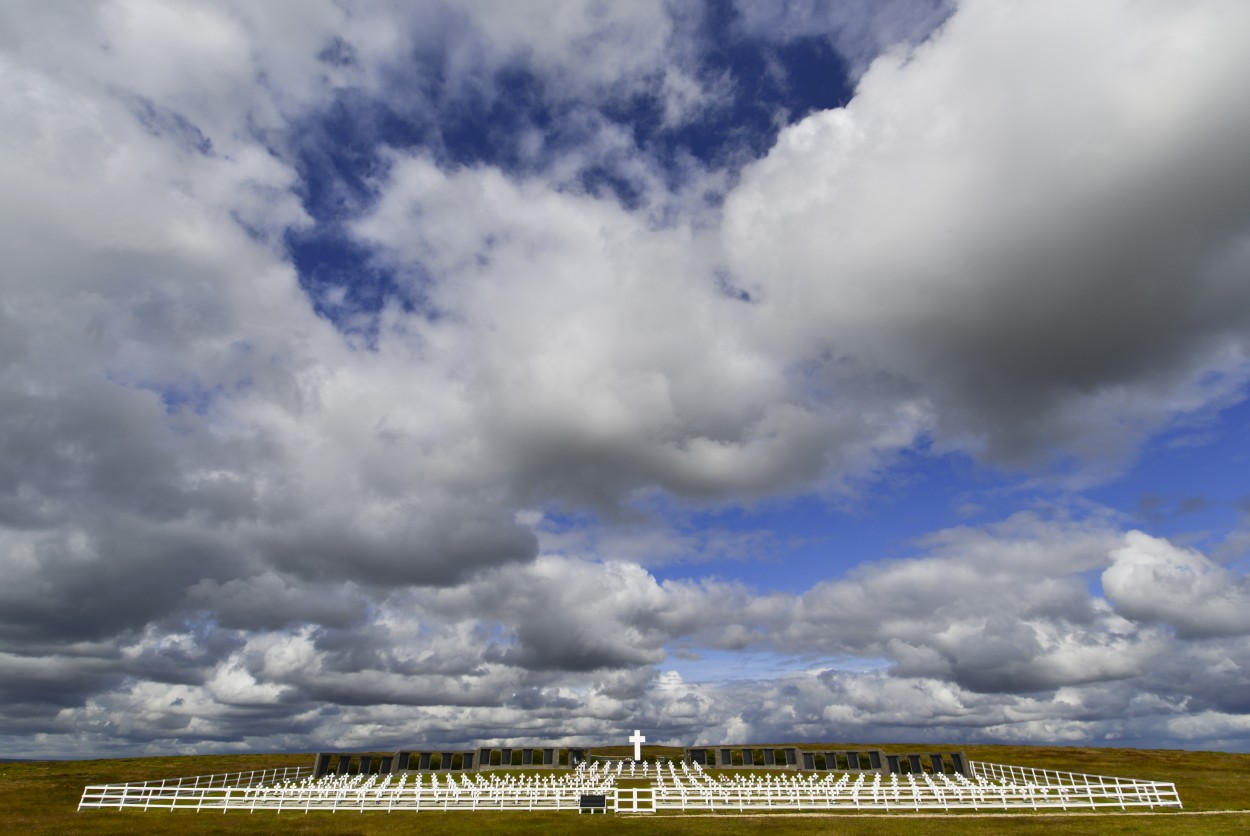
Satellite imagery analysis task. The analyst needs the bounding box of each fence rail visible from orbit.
[648,760,1181,812]
[79,767,617,813]
[79,765,314,811]
[78,758,1181,814]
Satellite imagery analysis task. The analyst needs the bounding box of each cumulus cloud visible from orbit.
[352,154,929,507]
[1104,531,1250,638]
[767,513,1162,693]
[724,0,1250,471]
[3,516,1249,756]
[2,0,1250,758]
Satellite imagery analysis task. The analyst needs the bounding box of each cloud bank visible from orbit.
[1,0,1249,757]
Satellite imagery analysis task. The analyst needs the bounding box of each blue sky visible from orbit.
[2,0,1250,758]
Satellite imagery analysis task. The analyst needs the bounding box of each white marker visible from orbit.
[629,729,645,761]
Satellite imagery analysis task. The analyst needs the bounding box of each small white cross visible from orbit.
[628,729,645,761]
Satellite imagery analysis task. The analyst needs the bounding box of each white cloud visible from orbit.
[5,520,1249,755]
[457,0,675,99]
[1104,531,1250,638]
[724,0,1250,472]
[3,0,1250,757]
[352,153,932,506]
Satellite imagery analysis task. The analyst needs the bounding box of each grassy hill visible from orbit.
[4,744,1248,834]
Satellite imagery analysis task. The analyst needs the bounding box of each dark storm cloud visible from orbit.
[257,502,538,586]
[185,574,369,632]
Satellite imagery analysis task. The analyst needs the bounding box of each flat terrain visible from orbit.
[4,744,1249,835]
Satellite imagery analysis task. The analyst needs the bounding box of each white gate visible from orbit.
[613,787,655,813]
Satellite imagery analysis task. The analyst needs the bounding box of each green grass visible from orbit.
[4,745,1248,835]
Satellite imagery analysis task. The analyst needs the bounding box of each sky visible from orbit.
[2,0,1250,760]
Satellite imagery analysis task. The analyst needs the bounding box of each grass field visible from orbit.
[4,744,1248,835]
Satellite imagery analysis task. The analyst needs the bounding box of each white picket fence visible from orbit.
[79,757,1181,814]
[77,765,314,811]
[643,760,1181,812]
[79,762,618,813]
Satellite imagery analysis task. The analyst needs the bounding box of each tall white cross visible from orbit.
[628,729,645,761]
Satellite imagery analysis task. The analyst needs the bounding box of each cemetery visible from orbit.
[78,732,1182,815]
